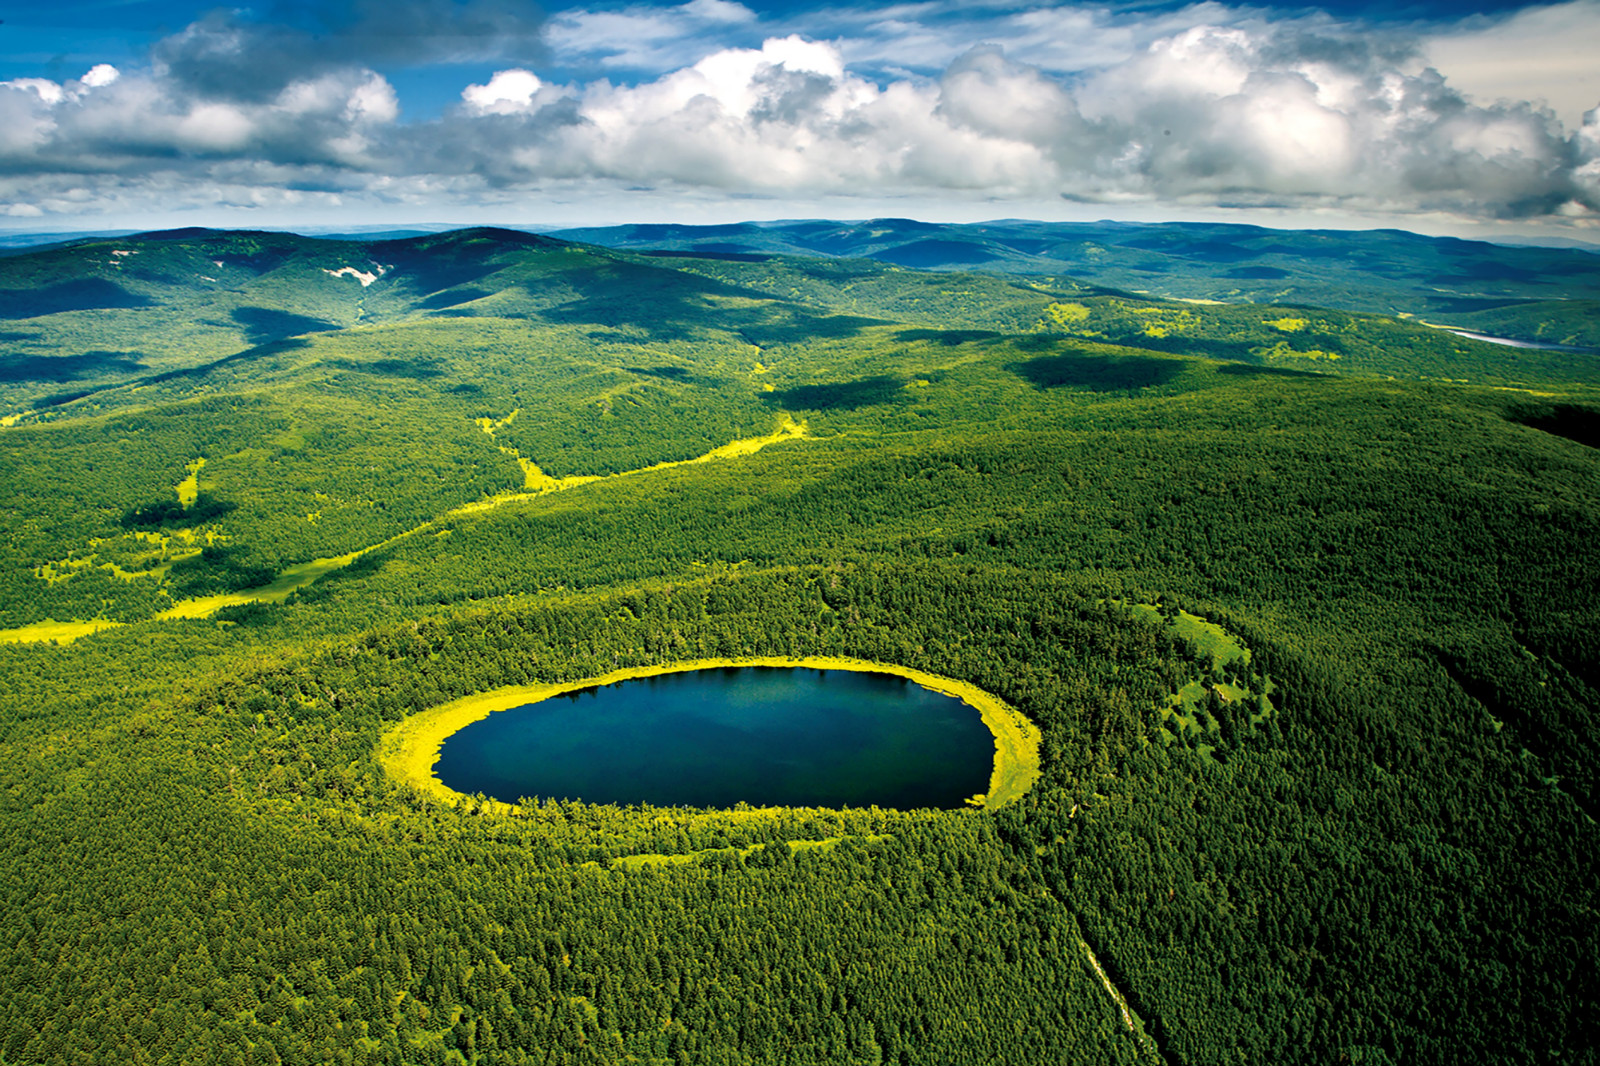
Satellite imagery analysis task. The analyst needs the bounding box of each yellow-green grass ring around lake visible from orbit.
[377,656,1041,814]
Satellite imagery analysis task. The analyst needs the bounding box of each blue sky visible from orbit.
[1,0,1596,236]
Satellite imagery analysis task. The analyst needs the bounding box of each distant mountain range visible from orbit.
[549,218,1600,348]
[4,217,1595,347]
[5,224,1598,423]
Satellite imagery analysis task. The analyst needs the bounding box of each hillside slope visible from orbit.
[0,225,1597,1066]
[553,218,1600,348]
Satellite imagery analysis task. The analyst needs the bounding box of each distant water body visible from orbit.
[1445,329,1596,353]
[435,666,994,809]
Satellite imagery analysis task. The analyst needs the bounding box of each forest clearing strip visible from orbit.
[151,528,423,620]
[1073,923,1165,1063]
[0,618,125,644]
[449,414,808,517]
[1079,933,1135,1031]
[130,417,810,626]
[175,458,206,507]
[376,655,1040,814]
[609,834,895,871]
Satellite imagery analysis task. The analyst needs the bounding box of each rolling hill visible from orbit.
[0,224,1597,1065]
[553,217,1600,349]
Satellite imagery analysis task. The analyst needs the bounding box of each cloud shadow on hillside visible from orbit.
[763,375,908,410]
[1009,353,1185,391]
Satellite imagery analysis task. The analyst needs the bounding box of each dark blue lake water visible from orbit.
[435,666,994,809]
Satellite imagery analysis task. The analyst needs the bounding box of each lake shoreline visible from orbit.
[377,655,1041,813]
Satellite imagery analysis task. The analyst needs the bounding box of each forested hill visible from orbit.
[2,224,1596,426]
[1,224,1598,1064]
[551,217,1600,348]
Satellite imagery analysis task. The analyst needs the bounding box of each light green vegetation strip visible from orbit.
[376,656,1040,814]
[1071,921,1165,1064]
[609,834,895,871]
[33,529,210,589]
[622,415,808,471]
[153,526,423,621]
[154,416,809,622]
[449,414,807,518]
[175,457,206,508]
[0,619,125,645]
[473,407,602,494]
[1126,603,1249,671]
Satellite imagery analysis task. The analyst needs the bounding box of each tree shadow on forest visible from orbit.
[893,328,1002,346]
[623,365,710,386]
[328,358,448,379]
[1507,403,1600,450]
[763,375,907,410]
[231,306,339,346]
[870,239,1004,268]
[1215,363,1324,379]
[0,350,146,382]
[540,283,887,346]
[1008,352,1186,392]
[1226,266,1293,280]
[417,287,492,310]
[641,249,773,263]
[373,228,561,297]
[0,278,152,319]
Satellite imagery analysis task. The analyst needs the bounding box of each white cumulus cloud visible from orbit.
[81,65,122,89]
[463,69,546,114]
[1,4,1597,232]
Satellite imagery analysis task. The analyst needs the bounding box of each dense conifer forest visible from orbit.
[1,226,1596,1064]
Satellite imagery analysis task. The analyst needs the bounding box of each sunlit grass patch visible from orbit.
[1040,302,1091,328]
[0,618,124,644]
[1127,602,1273,760]
[175,457,206,507]
[1262,340,1339,361]
[1127,604,1250,671]
[37,527,217,589]
[154,527,423,620]
[140,420,811,624]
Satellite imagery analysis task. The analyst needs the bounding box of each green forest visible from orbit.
[556,218,1600,349]
[1,226,1597,1065]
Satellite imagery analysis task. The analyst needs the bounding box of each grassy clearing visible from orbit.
[175,458,206,508]
[613,414,808,476]
[36,529,212,591]
[1127,602,1275,756]
[1266,317,1310,333]
[1127,602,1249,670]
[105,561,176,582]
[376,655,1040,813]
[506,451,600,495]
[474,409,594,493]
[0,619,124,644]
